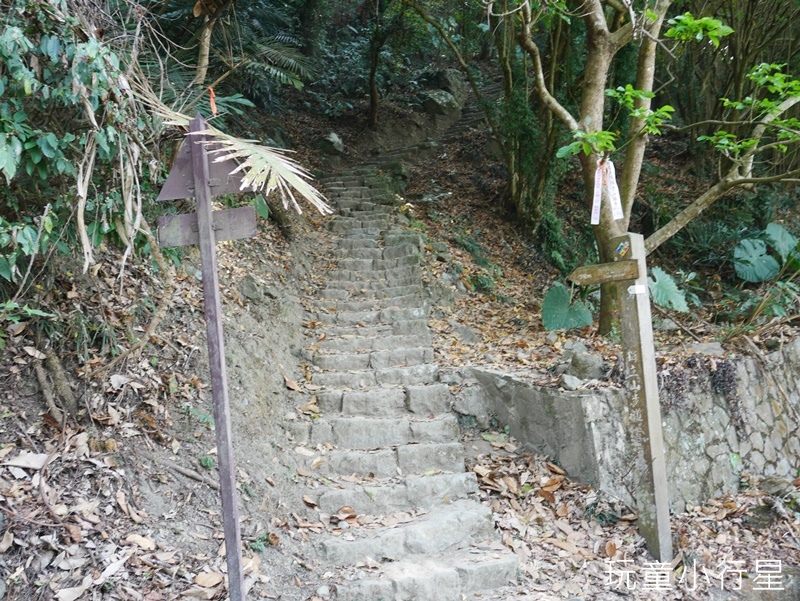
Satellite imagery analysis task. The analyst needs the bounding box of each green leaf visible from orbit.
[764,222,799,264]
[253,194,270,219]
[0,256,12,281]
[648,267,689,313]
[733,239,780,282]
[541,282,593,331]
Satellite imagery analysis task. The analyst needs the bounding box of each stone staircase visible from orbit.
[295,167,518,600]
[361,78,503,170]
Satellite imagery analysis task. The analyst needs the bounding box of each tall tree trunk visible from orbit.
[196,17,215,85]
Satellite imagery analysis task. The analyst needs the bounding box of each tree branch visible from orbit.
[517,2,579,131]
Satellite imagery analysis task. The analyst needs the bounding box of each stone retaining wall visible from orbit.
[444,338,800,512]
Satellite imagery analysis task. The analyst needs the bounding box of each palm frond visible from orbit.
[132,80,332,216]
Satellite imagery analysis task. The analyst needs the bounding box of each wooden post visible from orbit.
[190,116,246,599]
[157,114,257,600]
[611,233,672,562]
[568,233,672,562]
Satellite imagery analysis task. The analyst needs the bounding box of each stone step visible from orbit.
[320,499,495,565]
[336,549,518,601]
[320,319,428,339]
[316,471,478,514]
[318,286,422,303]
[312,347,433,371]
[315,293,421,313]
[337,238,380,250]
[325,306,428,326]
[335,255,419,272]
[315,383,449,416]
[309,414,458,449]
[329,220,388,234]
[330,268,420,285]
[333,247,384,260]
[324,273,420,287]
[317,333,431,353]
[316,441,466,478]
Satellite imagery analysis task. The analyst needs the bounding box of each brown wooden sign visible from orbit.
[157,114,254,601]
[567,260,638,286]
[158,206,256,248]
[568,234,672,562]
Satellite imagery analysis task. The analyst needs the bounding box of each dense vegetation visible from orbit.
[1,0,798,358]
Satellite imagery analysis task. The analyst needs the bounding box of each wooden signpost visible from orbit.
[157,114,256,600]
[568,233,672,562]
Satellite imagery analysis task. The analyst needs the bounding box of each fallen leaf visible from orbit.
[23,346,46,360]
[180,585,219,599]
[303,495,318,508]
[0,531,13,553]
[3,452,50,470]
[194,572,224,587]
[125,534,156,550]
[284,376,302,392]
[56,574,93,601]
[605,540,617,558]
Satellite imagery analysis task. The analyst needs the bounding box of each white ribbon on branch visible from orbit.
[591,159,624,225]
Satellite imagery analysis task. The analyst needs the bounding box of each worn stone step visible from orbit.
[336,255,418,273]
[320,499,495,565]
[301,441,465,477]
[316,471,478,514]
[382,243,419,260]
[315,382,448,416]
[329,220,388,234]
[316,387,406,415]
[333,247,384,260]
[324,274,419,288]
[309,414,458,449]
[313,348,433,372]
[337,238,380,250]
[317,333,431,353]
[311,363,440,389]
[319,319,428,338]
[315,299,381,313]
[325,285,421,300]
[336,549,518,601]
[315,294,422,316]
[327,306,427,326]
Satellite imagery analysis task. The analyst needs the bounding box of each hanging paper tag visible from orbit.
[590,159,624,224]
[605,160,624,220]
[591,161,604,225]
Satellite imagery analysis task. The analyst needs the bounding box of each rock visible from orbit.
[760,475,792,496]
[315,132,345,155]
[240,275,262,301]
[742,504,775,531]
[422,90,460,117]
[545,332,559,344]
[450,320,480,344]
[315,584,332,598]
[424,69,467,104]
[764,338,780,351]
[689,342,726,356]
[263,286,280,300]
[553,363,569,375]
[566,351,605,380]
[561,374,582,390]
[483,353,498,363]
[656,318,679,331]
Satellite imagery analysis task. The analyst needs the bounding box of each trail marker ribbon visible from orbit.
[591,159,624,225]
